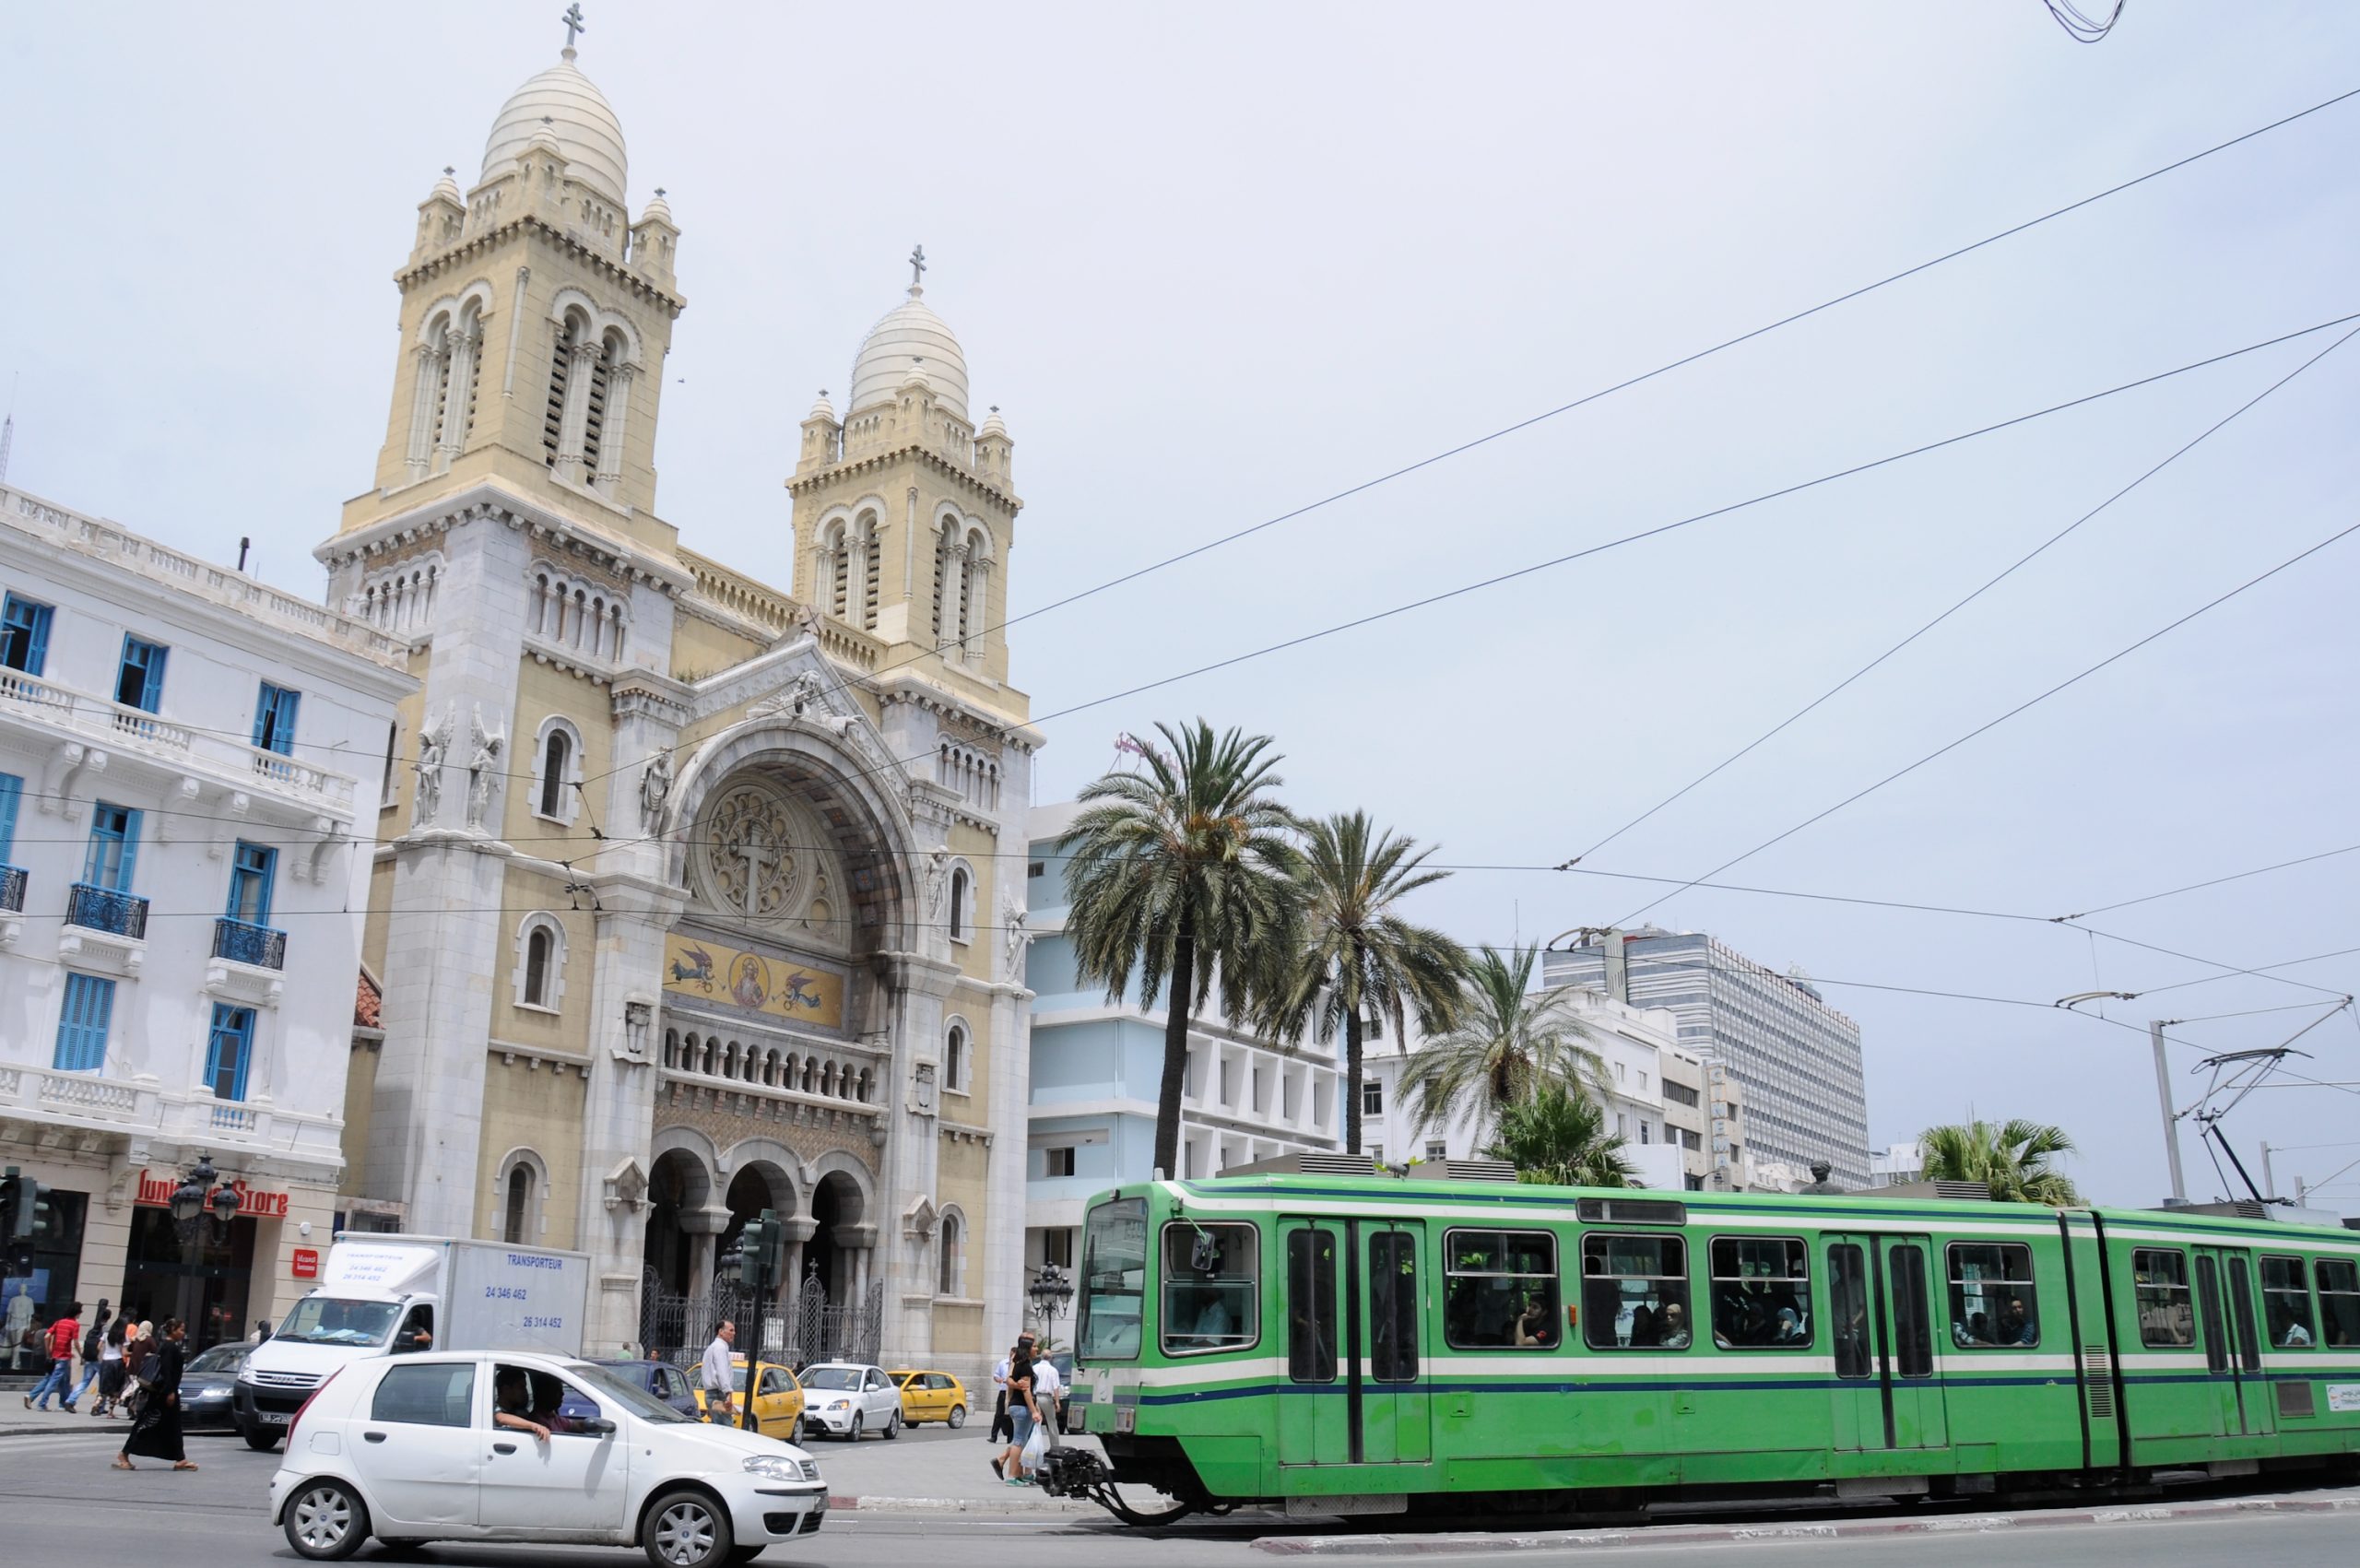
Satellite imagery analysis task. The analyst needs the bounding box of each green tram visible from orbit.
[1038,1159,2360,1524]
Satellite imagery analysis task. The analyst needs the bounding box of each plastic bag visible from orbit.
[1021,1420,1050,1469]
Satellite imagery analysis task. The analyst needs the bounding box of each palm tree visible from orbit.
[1398,944,1610,1144]
[1918,1117,2082,1205]
[1060,720,1303,1179]
[1485,1085,1635,1187]
[1264,811,1470,1155]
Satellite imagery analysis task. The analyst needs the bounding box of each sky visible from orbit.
[4,2,2356,1211]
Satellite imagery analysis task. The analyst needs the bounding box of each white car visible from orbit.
[267,1350,825,1566]
[795,1362,903,1440]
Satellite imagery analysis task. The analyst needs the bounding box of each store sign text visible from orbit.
[132,1170,291,1220]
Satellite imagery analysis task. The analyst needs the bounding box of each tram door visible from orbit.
[2190,1246,2273,1438]
[1359,1220,1431,1464]
[1278,1220,1351,1466]
[1824,1233,1947,1451]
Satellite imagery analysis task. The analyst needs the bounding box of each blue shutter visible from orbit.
[53,973,115,1072]
[228,843,277,925]
[118,637,168,713]
[206,1004,254,1101]
[2,595,53,676]
[0,772,19,860]
[254,683,301,755]
[117,808,141,891]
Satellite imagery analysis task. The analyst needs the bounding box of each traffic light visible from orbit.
[730,1208,785,1290]
[0,1168,17,1241]
[4,1167,55,1242]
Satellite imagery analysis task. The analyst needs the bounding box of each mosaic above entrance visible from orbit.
[665,930,847,1032]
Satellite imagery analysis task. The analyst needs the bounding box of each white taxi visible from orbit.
[794,1362,903,1440]
[267,1350,825,1566]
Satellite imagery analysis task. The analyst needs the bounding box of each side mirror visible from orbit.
[581,1418,618,1436]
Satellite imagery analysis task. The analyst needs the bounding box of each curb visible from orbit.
[1248,1494,2360,1556]
[829,1492,1100,1515]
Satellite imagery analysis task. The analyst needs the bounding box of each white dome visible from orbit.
[848,286,969,422]
[480,48,628,207]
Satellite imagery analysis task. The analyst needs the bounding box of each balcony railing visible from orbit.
[0,863,25,913]
[66,882,149,939]
[212,916,288,970]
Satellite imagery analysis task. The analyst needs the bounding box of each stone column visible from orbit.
[681,1207,732,1296]
[594,364,633,490]
[433,328,479,470]
[405,344,444,481]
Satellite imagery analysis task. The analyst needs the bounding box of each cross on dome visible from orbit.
[562,4,587,50]
[909,243,927,293]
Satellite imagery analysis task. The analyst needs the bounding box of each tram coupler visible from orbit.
[1035,1446,1110,1498]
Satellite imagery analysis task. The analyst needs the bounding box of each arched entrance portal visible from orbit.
[808,1171,865,1303]
[642,1148,711,1295]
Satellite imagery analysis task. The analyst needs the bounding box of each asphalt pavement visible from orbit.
[3,1415,2356,1567]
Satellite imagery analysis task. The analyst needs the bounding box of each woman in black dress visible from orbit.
[114,1318,196,1471]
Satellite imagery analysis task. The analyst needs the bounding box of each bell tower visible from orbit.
[339,41,685,544]
[789,253,1022,690]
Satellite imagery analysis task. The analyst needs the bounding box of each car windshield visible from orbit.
[272,1298,400,1346]
[802,1367,861,1391]
[187,1344,247,1373]
[563,1362,691,1424]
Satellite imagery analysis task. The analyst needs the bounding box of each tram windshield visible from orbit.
[1079,1197,1148,1361]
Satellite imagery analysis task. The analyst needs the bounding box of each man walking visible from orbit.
[1025,1333,1063,1442]
[65,1300,111,1411]
[701,1319,738,1425]
[25,1300,81,1412]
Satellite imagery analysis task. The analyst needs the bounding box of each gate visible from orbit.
[641,1267,882,1367]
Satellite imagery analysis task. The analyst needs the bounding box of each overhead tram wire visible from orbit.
[1560,323,2360,870]
[2051,840,2360,921]
[1609,513,2360,933]
[613,86,2360,746]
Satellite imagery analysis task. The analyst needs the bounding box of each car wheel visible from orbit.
[846,1411,863,1442]
[947,1403,966,1429]
[243,1428,282,1453]
[645,1488,735,1568]
[884,1409,901,1440]
[786,1414,803,1445]
[282,1479,369,1562]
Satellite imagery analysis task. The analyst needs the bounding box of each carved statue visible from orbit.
[923,846,951,918]
[465,703,507,832]
[413,702,454,825]
[911,1060,938,1116]
[795,600,823,640]
[638,746,674,832]
[1003,898,1032,972]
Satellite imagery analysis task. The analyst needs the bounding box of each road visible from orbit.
[1,1424,2353,1567]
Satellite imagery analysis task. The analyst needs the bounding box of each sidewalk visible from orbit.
[0,1403,131,1437]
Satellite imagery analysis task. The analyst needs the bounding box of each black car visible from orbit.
[179,1342,252,1432]
[593,1357,702,1420]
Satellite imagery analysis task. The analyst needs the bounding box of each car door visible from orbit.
[477,1366,629,1535]
[864,1367,896,1426]
[755,1366,798,1435]
[352,1361,482,1528]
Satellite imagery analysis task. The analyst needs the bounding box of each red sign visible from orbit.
[291,1248,320,1280]
[132,1169,293,1220]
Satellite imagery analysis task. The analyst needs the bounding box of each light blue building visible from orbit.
[1021,802,1344,1276]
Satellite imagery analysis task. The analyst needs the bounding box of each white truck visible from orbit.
[234,1233,591,1450]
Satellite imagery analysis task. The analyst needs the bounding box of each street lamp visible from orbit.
[168,1154,242,1244]
[1028,1262,1074,1344]
[2054,992,2187,1206]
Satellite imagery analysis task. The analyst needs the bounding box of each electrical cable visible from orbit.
[1562,322,2360,868]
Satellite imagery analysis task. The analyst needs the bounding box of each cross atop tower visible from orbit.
[561,3,586,50]
[908,243,926,292]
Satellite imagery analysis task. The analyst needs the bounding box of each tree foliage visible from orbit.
[1484,1084,1636,1188]
[1918,1117,2083,1206]
[1263,810,1470,1154]
[1060,720,1303,1178]
[1398,944,1610,1140]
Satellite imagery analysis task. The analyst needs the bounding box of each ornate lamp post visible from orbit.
[169,1154,242,1245]
[1028,1262,1073,1346]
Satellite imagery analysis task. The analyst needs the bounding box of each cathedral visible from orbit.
[320,41,1038,1373]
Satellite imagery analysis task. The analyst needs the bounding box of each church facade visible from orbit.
[320,43,1039,1374]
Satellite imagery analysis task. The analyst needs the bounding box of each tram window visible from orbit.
[2226,1256,2262,1373]
[1369,1230,1420,1382]
[2260,1256,2317,1349]
[2314,1259,2360,1348]
[1708,1236,1812,1350]
[2195,1256,2229,1373]
[1581,1233,1690,1351]
[2131,1248,2194,1348]
[1887,1243,1934,1378]
[1161,1221,1257,1356]
[1287,1231,1339,1382]
[1829,1244,1871,1379]
[1946,1243,2038,1348]
[1444,1230,1560,1350]
[1078,1197,1148,1362]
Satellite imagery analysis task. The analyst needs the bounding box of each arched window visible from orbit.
[513,914,568,1011]
[538,729,571,818]
[503,1164,534,1244]
[820,521,850,620]
[949,867,970,942]
[856,512,883,631]
[938,1209,965,1296]
[932,518,960,642]
[944,1022,968,1092]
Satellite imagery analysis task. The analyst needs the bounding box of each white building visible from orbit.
[0,480,412,1350]
[1360,987,1688,1192]
[1869,1141,1924,1187]
[1021,802,1342,1281]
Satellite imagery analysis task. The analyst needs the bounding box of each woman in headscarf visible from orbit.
[114,1318,196,1470]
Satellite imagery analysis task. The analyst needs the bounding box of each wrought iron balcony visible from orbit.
[65,882,148,939]
[0,863,25,914]
[212,916,288,971]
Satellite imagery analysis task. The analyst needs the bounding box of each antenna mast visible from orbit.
[0,373,16,484]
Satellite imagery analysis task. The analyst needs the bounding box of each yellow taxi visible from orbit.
[889,1368,970,1427]
[693,1356,807,1444]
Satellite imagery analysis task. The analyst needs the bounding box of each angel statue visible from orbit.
[465,703,507,832]
[412,702,454,825]
[639,746,674,832]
